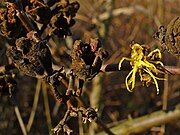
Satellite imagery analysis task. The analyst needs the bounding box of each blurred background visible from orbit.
[0,0,179,134]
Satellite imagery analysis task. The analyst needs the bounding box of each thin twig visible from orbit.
[26,79,42,132]
[163,66,180,75]
[52,102,61,117]
[90,75,103,134]
[52,109,71,133]
[161,74,169,134]
[42,81,52,134]
[101,63,180,75]
[78,111,84,135]
[15,9,40,41]
[157,0,165,24]
[14,106,28,135]
[11,97,27,135]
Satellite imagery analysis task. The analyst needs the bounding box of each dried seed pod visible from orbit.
[70,38,108,96]
[56,0,69,8]
[71,38,108,81]
[47,0,79,38]
[71,40,94,81]
[6,32,53,79]
[25,0,52,25]
[0,72,17,97]
[0,2,24,38]
[48,13,73,38]
[63,1,80,18]
[82,107,98,123]
[154,17,180,57]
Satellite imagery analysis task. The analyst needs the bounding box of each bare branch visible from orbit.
[14,106,27,135]
[97,105,180,135]
[101,63,180,75]
[11,97,27,135]
[26,79,42,132]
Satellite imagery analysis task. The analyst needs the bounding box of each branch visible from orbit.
[101,63,180,75]
[14,106,27,135]
[26,79,42,132]
[42,81,52,134]
[96,118,115,135]
[163,66,180,75]
[11,97,27,135]
[97,105,180,135]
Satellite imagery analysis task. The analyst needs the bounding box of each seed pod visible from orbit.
[82,107,98,123]
[165,17,180,57]
[71,38,108,81]
[154,17,180,57]
[25,0,52,25]
[47,0,79,38]
[0,2,24,38]
[6,32,53,79]
[48,13,73,38]
[0,72,17,97]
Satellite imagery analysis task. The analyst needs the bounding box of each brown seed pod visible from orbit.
[0,2,24,38]
[82,107,98,123]
[71,38,108,81]
[47,0,79,38]
[0,72,17,97]
[154,17,180,57]
[70,38,108,96]
[48,13,73,38]
[6,32,53,79]
[25,0,52,25]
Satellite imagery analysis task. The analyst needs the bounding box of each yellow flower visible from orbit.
[119,43,165,94]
